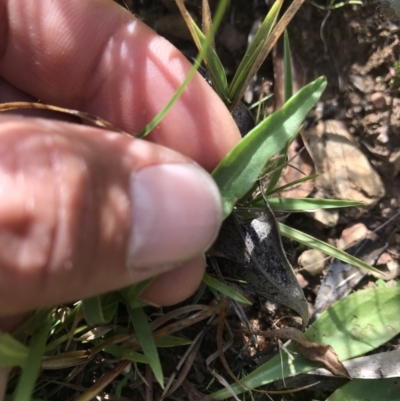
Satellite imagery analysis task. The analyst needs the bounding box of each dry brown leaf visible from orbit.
[42,350,90,370]
[293,335,350,378]
[0,101,128,135]
[242,327,350,378]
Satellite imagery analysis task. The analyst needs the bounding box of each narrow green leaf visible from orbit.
[138,0,229,138]
[114,365,134,399]
[202,273,252,305]
[12,321,51,401]
[104,345,150,364]
[279,223,381,274]
[0,332,29,368]
[213,77,326,218]
[12,307,53,338]
[265,28,293,193]
[248,93,274,110]
[45,325,89,353]
[265,133,296,194]
[82,293,120,325]
[266,174,318,196]
[326,378,400,401]
[283,29,292,101]
[257,197,364,211]
[211,287,400,398]
[154,336,192,347]
[228,0,283,102]
[191,23,229,101]
[127,306,164,388]
[229,0,305,110]
[120,279,154,309]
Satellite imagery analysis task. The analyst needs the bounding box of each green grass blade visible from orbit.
[211,286,400,399]
[82,296,104,324]
[0,332,29,367]
[266,174,318,196]
[257,197,364,211]
[127,306,164,388]
[120,279,154,309]
[103,345,150,364]
[248,94,274,110]
[82,293,120,325]
[12,321,51,401]
[279,223,381,274]
[136,54,200,139]
[138,0,229,138]
[12,307,53,338]
[230,0,306,110]
[191,23,229,101]
[154,336,192,347]
[326,378,400,401]
[202,273,252,305]
[212,77,326,218]
[265,132,296,194]
[228,0,282,102]
[283,29,293,101]
[265,28,294,193]
[114,365,133,399]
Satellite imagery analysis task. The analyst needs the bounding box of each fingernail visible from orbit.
[127,163,222,268]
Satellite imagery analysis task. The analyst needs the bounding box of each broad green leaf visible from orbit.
[279,223,381,274]
[212,77,326,219]
[127,306,164,388]
[12,321,51,401]
[82,293,120,325]
[202,273,252,305]
[228,0,282,102]
[261,197,364,211]
[326,378,400,401]
[211,287,400,399]
[0,332,29,367]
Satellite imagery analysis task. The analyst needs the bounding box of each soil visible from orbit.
[75,1,400,400]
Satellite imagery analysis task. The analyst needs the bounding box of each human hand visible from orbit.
[0,0,240,325]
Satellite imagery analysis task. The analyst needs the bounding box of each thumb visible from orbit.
[0,116,222,316]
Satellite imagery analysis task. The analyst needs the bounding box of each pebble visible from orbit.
[370,91,387,109]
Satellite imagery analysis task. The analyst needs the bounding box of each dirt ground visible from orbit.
[114,1,400,399]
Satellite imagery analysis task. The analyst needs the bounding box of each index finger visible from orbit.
[0,0,240,171]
